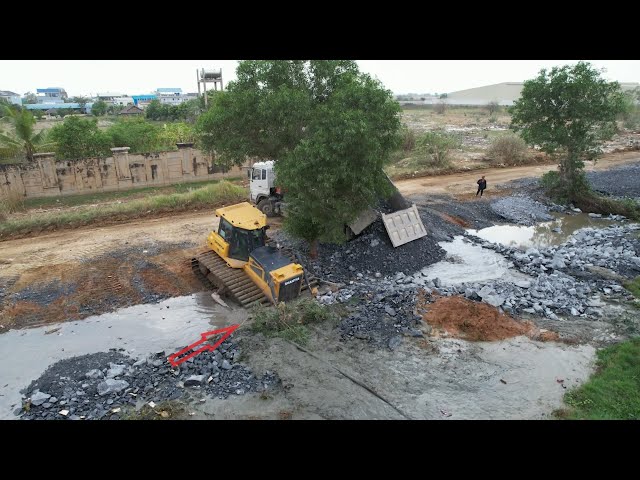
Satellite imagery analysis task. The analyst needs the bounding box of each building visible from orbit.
[0,90,22,105]
[155,88,193,106]
[36,87,68,104]
[131,94,157,109]
[96,92,131,105]
[25,102,94,114]
[444,81,640,107]
[119,105,144,116]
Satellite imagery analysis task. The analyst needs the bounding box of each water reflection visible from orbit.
[467,213,616,249]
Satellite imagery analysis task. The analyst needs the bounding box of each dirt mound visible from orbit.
[421,295,536,341]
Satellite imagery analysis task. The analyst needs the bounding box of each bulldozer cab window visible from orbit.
[218,218,234,241]
[229,227,266,261]
[252,169,262,180]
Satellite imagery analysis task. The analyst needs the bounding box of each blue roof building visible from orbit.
[36,87,68,103]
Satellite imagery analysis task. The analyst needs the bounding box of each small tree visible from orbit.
[486,100,500,115]
[22,92,38,104]
[510,61,626,201]
[69,96,90,111]
[106,118,163,153]
[415,131,460,167]
[49,116,111,159]
[91,100,108,116]
[0,106,53,161]
[434,101,447,114]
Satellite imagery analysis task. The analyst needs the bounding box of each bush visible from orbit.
[487,133,529,165]
[401,127,416,152]
[251,297,337,346]
[541,170,590,204]
[434,102,447,114]
[486,101,500,115]
[415,131,460,167]
[0,189,25,214]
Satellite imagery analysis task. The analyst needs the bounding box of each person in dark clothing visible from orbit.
[476,175,487,197]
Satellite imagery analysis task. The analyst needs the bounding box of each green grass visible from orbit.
[558,338,640,419]
[250,297,339,346]
[0,180,247,239]
[21,177,242,210]
[625,277,640,300]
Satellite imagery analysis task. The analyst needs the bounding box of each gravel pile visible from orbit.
[490,195,554,225]
[338,286,424,349]
[587,163,640,200]
[456,222,640,320]
[18,340,280,420]
[270,214,446,283]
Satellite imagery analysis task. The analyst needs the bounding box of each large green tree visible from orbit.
[49,116,111,159]
[510,61,626,200]
[196,60,401,255]
[0,106,54,161]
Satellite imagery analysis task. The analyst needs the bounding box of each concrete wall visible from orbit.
[0,147,246,199]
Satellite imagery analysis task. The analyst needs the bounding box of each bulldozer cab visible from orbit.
[218,217,266,261]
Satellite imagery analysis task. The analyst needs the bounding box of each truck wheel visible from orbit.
[257,199,275,217]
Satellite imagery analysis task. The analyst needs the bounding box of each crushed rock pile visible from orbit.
[18,340,280,420]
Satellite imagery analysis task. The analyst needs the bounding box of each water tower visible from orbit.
[197,68,223,106]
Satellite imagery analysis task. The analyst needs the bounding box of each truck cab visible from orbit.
[248,160,283,216]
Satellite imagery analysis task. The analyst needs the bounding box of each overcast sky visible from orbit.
[1,60,638,97]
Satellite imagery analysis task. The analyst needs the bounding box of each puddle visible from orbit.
[418,236,531,286]
[0,292,248,419]
[467,213,616,249]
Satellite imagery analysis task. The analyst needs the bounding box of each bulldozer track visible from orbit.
[192,248,319,309]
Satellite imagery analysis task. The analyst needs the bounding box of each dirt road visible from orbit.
[395,152,640,197]
[2,153,638,283]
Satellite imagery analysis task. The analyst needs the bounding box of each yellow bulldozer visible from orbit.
[192,202,317,307]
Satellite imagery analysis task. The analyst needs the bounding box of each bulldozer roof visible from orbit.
[215,202,267,230]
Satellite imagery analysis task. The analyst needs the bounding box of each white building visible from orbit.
[0,90,21,105]
[155,88,194,106]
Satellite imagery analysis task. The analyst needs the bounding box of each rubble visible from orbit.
[18,342,280,420]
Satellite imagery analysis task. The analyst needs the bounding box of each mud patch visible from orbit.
[0,242,203,330]
[439,213,470,228]
[420,295,535,341]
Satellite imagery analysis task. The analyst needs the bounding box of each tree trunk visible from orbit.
[309,239,318,259]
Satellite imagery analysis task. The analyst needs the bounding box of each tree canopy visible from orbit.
[49,116,111,159]
[196,60,402,252]
[510,61,626,200]
[0,106,53,161]
[91,100,108,116]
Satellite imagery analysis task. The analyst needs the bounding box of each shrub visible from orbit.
[250,297,337,346]
[401,127,416,152]
[486,101,500,115]
[415,131,460,167]
[434,102,447,115]
[487,133,529,165]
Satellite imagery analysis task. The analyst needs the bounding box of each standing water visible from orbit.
[0,292,248,419]
[467,213,616,249]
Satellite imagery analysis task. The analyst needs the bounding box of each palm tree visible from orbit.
[0,106,54,161]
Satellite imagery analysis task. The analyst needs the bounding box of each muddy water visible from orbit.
[0,292,248,419]
[418,236,532,286]
[467,213,616,249]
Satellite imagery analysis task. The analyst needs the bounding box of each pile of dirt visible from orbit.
[421,295,536,341]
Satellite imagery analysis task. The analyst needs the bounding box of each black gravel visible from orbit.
[10,281,76,307]
[18,340,280,420]
[83,240,197,264]
[587,163,640,200]
[490,194,554,225]
[270,216,446,283]
[339,286,423,348]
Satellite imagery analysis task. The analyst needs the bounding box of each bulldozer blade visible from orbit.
[381,204,427,247]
